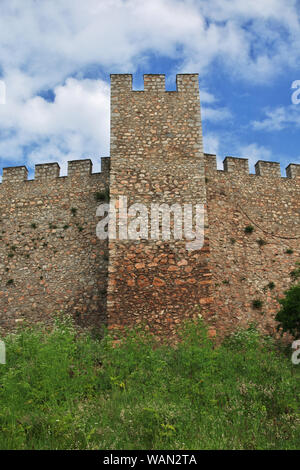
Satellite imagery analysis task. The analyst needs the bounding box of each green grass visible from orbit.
[0,317,299,450]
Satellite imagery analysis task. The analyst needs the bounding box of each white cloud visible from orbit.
[0,0,299,171]
[200,90,216,104]
[0,78,110,174]
[203,132,276,171]
[203,132,226,170]
[200,89,233,122]
[236,143,273,168]
[203,133,220,156]
[202,106,232,122]
[252,105,300,131]
[1,0,299,86]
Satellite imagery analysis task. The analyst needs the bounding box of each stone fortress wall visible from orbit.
[205,154,300,336]
[0,158,110,333]
[0,74,299,337]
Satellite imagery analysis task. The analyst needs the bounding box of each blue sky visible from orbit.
[0,0,300,178]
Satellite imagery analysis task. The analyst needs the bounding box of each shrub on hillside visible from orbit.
[275,284,300,337]
[0,317,299,450]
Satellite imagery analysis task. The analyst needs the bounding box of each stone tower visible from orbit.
[107,74,212,334]
[0,73,299,337]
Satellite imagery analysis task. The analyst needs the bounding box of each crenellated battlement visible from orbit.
[204,153,300,179]
[286,163,300,178]
[1,157,110,184]
[0,72,299,340]
[3,153,298,186]
[35,163,60,180]
[224,156,249,175]
[110,73,199,93]
[2,166,28,183]
[5,154,298,185]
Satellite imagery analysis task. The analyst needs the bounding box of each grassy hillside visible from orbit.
[0,316,299,450]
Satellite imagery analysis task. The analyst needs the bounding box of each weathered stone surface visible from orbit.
[0,159,109,334]
[205,153,300,337]
[0,74,299,340]
[107,74,212,335]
